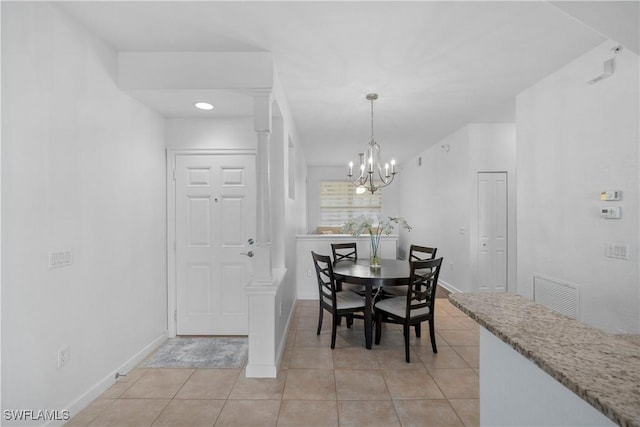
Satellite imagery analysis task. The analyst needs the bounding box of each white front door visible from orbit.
[477,172,507,292]
[175,154,256,335]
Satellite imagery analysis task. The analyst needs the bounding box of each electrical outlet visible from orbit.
[57,346,69,368]
[49,248,73,269]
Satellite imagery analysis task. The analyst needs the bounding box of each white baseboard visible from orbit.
[51,332,168,426]
[245,364,278,378]
[438,279,462,294]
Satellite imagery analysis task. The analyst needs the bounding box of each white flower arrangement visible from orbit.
[342,215,411,266]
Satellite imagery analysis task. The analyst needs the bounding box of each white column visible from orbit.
[253,93,273,283]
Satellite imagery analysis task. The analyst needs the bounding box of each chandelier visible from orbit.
[348,93,397,194]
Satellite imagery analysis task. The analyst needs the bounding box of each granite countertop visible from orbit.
[449,293,640,427]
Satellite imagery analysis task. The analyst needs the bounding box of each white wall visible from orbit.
[397,124,516,292]
[2,3,167,423]
[516,42,639,333]
[397,128,470,286]
[165,117,256,150]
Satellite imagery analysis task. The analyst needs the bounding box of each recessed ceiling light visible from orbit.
[195,102,214,110]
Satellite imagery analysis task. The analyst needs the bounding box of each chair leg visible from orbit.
[331,315,338,349]
[429,319,438,353]
[346,314,354,328]
[403,323,411,363]
[317,306,324,335]
[414,323,421,338]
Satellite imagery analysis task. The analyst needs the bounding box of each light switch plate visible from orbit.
[600,206,621,219]
[600,190,622,201]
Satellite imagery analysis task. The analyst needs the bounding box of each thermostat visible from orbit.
[600,206,621,219]
[600,190,622,201]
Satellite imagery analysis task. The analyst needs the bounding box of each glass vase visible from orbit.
[369,255,381,268]
[369,234,381,268]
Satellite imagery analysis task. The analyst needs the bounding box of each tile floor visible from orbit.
[66,297,479,426]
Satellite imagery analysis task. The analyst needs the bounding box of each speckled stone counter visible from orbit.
[449,292,640,427]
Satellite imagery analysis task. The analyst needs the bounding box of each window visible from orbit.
[319,181,382,226]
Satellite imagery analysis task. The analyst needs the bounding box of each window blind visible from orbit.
[319,181,382,226]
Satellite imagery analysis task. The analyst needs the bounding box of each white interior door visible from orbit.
[175,154,256,335]
[478,172,507,292]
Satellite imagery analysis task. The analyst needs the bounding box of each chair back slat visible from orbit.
[406,258,443,317]
[312,251,337,304]
[409,245,437,262]
[331,242,357,264]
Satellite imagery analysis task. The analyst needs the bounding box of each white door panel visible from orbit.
[175,154,256,335]
[478,172,507,293]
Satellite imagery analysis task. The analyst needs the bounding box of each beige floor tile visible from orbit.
[277,400,339,426]
[335,369,390,400]
[415,330,451,349]
[430,368,479,399]
[88,398,169,427]
[452,346,479,369]
[441,304,469,318]
[115,368,148,384]
[332,347,380,369]
[457,317,480,330]
[373,347,417,369]
[336,325,370,347]
[152,399,224,427]
[435,315,472,330]
[280,348,293,370]
[290,347,334,369]
[393,399,464,427]
[437,329,479,347]
[337,400,401,427]
[383,369,445,399]
[296,300,318,308]
[122,369,194,399]
[449,399,480,427]
[175,369,240,399]
[282,369,336,400]
[416,347,470,371]
[66,399,114,426]
[294,328,349,348]
[100,381,133,399]
[296,315,320,330]
[228,371,286,399]
[215,400,280,426]
[373,329,407,347]
[77,298,481,427]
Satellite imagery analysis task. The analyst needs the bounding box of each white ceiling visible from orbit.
[57,1,638,166]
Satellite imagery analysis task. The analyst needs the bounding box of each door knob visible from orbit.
[241,251,254,258]
[247,238,255,245]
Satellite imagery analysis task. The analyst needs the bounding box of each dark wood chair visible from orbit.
[374,257,443,362]
[311,251,366,349]
[383,245,438,297]
[331,242,358,263]
[409,245,438,262]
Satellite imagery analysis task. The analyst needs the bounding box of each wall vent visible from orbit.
[533,275,579,319]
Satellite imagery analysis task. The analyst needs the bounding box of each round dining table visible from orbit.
[332,258,410,349]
